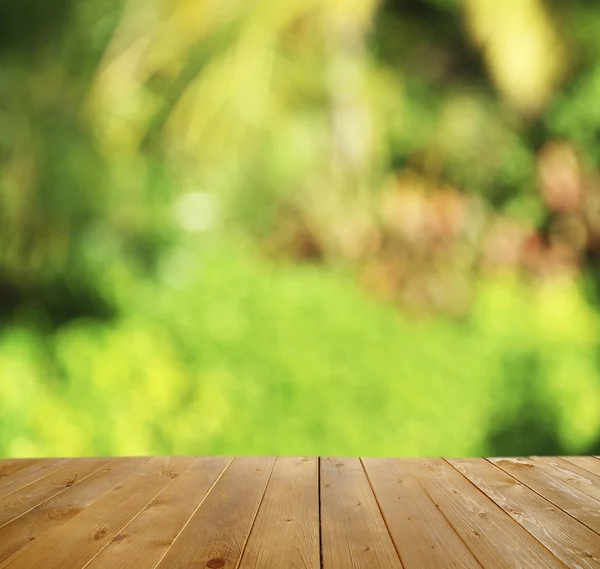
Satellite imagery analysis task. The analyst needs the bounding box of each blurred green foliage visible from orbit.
[2,0,600,457]
[3,238,600,457]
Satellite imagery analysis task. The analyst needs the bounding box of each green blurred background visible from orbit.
[2,0,600,458]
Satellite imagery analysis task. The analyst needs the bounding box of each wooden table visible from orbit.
[1,456,600,568]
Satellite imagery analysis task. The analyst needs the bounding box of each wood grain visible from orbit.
[408,458,566,568]
[362,457,481,569]
[84,456,233,569]
[0,457,153,568]
[0,458,111,528]
[0,456,598,568]
[0,459,71,500]
[0,460,42,482]
[320,457,402,569]
[559,456,600,479]
[154,456,276,569]
[527,456,600,503]
[238,457,320,569]
[490,457,600,535]
[450,457,600,569]
[4,456,194,569]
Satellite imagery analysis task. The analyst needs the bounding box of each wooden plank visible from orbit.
[490,457,600,535]
[84,456,233,569]
[449,458,600,569]
[155,456,276,569]
[408,458,566,568]
[362,457,481,569]
[0,458,112,528]
[0,460,43,482]
[0,459,71,499]
[4,456,195,569]
[238,457,320,569]
[560,456,600,478]
[0,457,154,569]
[320,457,402,569]
[527,456,600,503]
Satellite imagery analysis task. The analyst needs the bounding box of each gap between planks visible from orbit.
[148,457,235,569]
[359,458,408,569]
[448,458,599,569]
[2,457,597,569]
[486,457,600,537]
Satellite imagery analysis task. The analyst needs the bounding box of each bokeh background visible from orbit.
[2,0,600,458]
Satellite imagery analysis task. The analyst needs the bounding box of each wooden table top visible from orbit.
[1,456,600,568]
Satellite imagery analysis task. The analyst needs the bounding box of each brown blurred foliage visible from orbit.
[263,138,600,317]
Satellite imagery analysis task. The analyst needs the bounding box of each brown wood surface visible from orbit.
[449,458,600,569]
[0,457,153,568]
[490,456,600,535]
[362,457,482,569]
[0,460,43,482]
[85,456,232,569]
[155,456,276,569]
[560,456,600,476]
[560,456,600,477]
[0,456,598,568]
[0,458,111,528]
[528,456,600,502]
[407,458,566,568]
[320,457,402,569]
[238,457,320,569]
[0,459,71,500]
[4,457,194,569]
